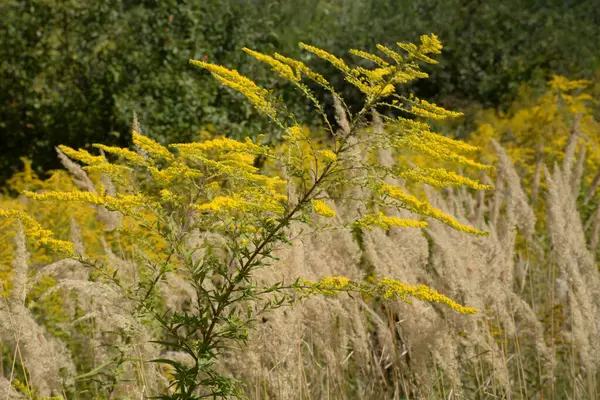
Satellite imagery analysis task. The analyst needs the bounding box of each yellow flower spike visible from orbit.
[298,276,476,314]
[93,144,148,166]
[316,149,337,163]
[311,199,336,218]
[172,137,265,155]
[379,184,488,235]
[356,212,428,231]
[299,42,351,74]
[242,48,299,82]
[349,49,390,67]
[396,34,442,64]
[57,145,105,165]
[344,75,374,96]
[376,44,405,64]
[396,167,493,190]
[395,129,491,171]
[408,98,463,120]
[194,194,284,216]
[148,164,204,186]
[132,132,174,162]
[376,278,476,314]
[418,33,443,55]
[273,53,323,84]
[83,163,131,179]
[189,59,278,120]
[0,209,74,256]
[23,190,148,218]
[379,84,396,97]
[284,125,307,142]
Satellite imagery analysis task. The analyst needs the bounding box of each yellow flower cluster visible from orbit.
[418,33,443,55]
[242,48,299,82]
[189,60,277,121]
[159,189,179,202]
[148,163,204,186]
[349,49,390,67]
[83,163,131,180]
[396,129,491,171]
[298,275,476,314]
[57,145,105,165]
[194,196,247,212]
[132,132,174,162]
[299,276,352,296]
[194,192,285,216]
[375,44,405,65]
[397,167,492,190]
[23,190,148,218]
[395,33,443,65]
[380,184,488,235]
[408,98,463,120]
[93,144,147,166]
[285,125,305,140]
[299,42,351,74]
[0,209,74,255]
[273,53,332,89]
[376,278,476,314]
[311,199,336,218]
[172,136,265,155]
[316,149,337,163]
[356,212,428,231]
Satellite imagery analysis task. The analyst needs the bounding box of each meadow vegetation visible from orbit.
[1,32,600,400]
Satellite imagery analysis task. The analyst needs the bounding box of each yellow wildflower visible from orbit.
[299,42,351,74]
[83,163,131,179]
[194,194,284,215]
[23,190,147,217]
[284,125,307,141]
[189,60,277,120]
[418,33,443,55]
[172,136,264,155]
[0,209,74,255]
[273,53,331,88]
[376,278,476,314]
[396,167,492,190]
[397,132,491,170]
[57,145,105,165]
[408,98,463,120]
[380,184,488,235]
[93,144,148,166]
[316,149,337,163]
[149,164,204,186]
[132,132,174,161]
[242,48,299,82]
[349,49,390,67]
[376,44,405,64]
[356,212,428,231]
[311,199,336,218]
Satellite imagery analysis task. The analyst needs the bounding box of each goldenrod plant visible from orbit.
[471,76,600,204]
[1,35,492,398]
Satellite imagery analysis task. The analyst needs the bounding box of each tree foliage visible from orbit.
[1,0,598,184]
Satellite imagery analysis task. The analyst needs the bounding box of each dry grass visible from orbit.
[2,139,600,399]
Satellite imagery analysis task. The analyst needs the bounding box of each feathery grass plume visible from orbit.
[562,114,582,184]
[0,229,76,397]
[545,164,600,380]
[10,223,29,305]
[492,140,536,239]
[56,147,97,193]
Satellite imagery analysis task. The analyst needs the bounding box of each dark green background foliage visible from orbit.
[1,0,599,184]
